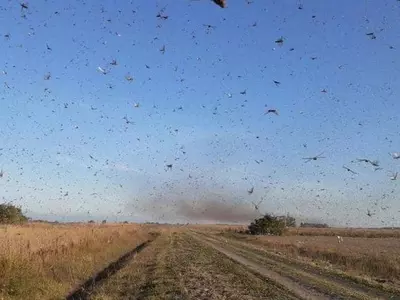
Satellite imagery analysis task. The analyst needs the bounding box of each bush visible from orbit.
[284,215,296,227]
[248,213,286,236]
[0,202,28,224]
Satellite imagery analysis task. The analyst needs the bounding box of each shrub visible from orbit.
[0,202,28,224]
[248,213,286,236]
[284,215,296,227]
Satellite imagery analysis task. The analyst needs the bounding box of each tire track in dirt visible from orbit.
[66,237,157,300]
[88,230,299,299]
[189,232,329,300]
[134,232,188,300]
[86,231,184,300]
[175,232,299,300]
[198,232,399,300]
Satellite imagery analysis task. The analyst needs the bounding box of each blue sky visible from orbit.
[1,0,399,226]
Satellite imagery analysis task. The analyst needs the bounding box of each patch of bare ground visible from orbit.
[193,231,400,300]
[91,230,297,300]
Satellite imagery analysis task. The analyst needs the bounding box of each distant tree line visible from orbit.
[300,222,329,228]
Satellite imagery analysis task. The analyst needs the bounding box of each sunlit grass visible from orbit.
[0,222,152,300]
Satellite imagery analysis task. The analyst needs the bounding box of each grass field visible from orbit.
[0,222,153,299]
[286,227,400,238]
[1,223,399,299]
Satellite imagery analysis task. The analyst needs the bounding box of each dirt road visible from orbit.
[73,229,399,300]
[190,231,399,300]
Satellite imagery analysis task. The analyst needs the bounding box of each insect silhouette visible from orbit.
[156,12,168,20]
[390,152,400,159]
[273,80,281,86]
[20,3,28,10]
[251,200,263,211]
[275,37,284,45]
[125,74,134,82]
[343,165,357,174]
[160,45,166,54]
[265,109,279,116]
[0,169,4,178]
[366,32,376,40]
[97,66,107,74]
[248,187,254,195]
[302,152,325,162]
[212,0,226,8]
[123,116,133,125]
[357,158,379,167]
[203,24,216,30]
[89,155,98,162]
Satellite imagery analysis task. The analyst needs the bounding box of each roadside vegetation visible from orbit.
[0,216,152,300]
[247,214,287,236]
[216,214,400,285]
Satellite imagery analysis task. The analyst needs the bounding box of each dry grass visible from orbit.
[193,224,400,238]
[286,227,400,238]
[219,231,400,284]
[0,222,153,300]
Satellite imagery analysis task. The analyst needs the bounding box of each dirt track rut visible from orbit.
[190,231,399,300]
[86,231,298,299]
[71,230,399,300]
[191,233,328,300]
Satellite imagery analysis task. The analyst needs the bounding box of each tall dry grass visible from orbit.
[0,222,153,300]
[287,227,400,238]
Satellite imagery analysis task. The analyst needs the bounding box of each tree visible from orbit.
[88,220,95,224]
[0,202,28,224]
[101,219,107,224]
[248,213,286,236]
[284,215,296,227]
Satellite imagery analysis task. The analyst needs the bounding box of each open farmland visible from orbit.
[1,223,400,300]
[286,227,400,239]
[0,222,155,299]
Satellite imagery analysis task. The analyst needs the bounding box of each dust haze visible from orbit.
[175,199,260,223]
[134,186,261,223]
